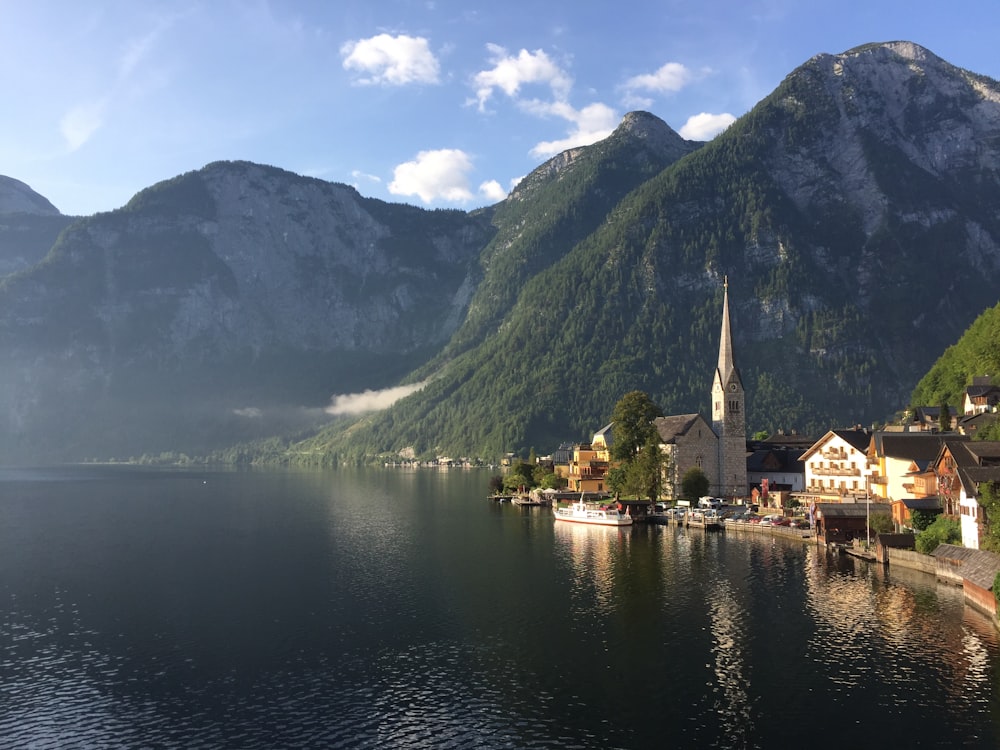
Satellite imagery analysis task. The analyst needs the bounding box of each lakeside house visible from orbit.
[799,428,871,503]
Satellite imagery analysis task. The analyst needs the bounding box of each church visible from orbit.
[654,278,748,499]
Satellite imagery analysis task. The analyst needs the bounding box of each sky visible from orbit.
[3,0,1000,217]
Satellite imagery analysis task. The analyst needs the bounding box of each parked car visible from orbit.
[788,518,809,529]
[771,517,791,527]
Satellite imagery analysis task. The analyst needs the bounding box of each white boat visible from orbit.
[553,497,633,526]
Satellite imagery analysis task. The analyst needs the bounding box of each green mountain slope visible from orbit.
[297,42,1000,462]
[910,301,1000,410]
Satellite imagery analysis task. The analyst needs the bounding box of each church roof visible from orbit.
[653,414,714,444]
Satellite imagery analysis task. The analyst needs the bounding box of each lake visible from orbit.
[1,465,999,748]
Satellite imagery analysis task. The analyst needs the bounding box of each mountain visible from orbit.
[0,162,493,462]
[910,301,1000,410]
[2,41,1000,464]
[0,177,75,277]
[302,41,1000,462]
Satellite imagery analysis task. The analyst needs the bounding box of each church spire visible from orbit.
[717,275,735,382]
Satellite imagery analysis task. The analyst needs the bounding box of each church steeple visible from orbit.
[717,276,736,385]
[711,276,746,498]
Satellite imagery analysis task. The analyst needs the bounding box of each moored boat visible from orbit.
[553,497,633,526]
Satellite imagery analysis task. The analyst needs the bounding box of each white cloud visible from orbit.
[623,62,695,94]
[479,179,507,202]
[326,381,429,415]
[526,101,618,159]
[60,98,108,152]
[351,169,381,184]
[679,112,736,140]
[341,33,440,85]
[471,44,572,112]
[389,149,475,203]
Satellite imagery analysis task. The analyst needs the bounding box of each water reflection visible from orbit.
[552,521,631,618]
[705,577,755,743]
[2,468,1000,749]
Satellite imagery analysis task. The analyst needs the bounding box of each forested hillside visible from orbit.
[910,301,1000,411]
[3,42,1000,465]
[292,42,1000,463]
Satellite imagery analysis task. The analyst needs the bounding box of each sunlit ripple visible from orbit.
[705,578,757,748]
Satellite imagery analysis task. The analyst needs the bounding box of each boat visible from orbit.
[553,497,633,526]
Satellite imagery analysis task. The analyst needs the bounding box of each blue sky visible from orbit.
[3,0,999,217]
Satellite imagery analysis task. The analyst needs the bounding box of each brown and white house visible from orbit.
[799,428,872,504]
[933,439,1000,549]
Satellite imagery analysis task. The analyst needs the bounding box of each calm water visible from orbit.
[1,466,999,749]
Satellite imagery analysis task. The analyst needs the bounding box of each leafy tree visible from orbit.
[488,474,505,494]
[504,460,536,492]
[606,466,626,497]
[977,480,1000,553]
[619,435,665,501]
[869,512,894,535]
[681,466,710,501]
[752,430,770,441]
[975,417,1000,441]
[610,391,663,462]
[539,472,564,490]
[909,508,940,531]
[915,515,961,554]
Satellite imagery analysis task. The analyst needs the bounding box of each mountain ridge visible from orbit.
[2,41,999,464]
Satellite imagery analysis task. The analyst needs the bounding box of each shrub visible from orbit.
[915,516,961,554]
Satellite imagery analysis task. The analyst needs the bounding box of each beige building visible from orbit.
[654,414,719,500]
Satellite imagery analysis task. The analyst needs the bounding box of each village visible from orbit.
[494,281,1000,625]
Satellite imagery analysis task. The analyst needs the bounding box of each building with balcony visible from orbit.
[799,428,872,503]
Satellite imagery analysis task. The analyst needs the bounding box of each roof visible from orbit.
[876,533,916,549]
[759,432,816,449]
[746,448,805,473]
[592,422,614,444]
[965,441,1000,464]
[932,544,1000,590]
[800,428,871,461]
[654,414,714,444]
[959,466,1000,496]
[814,502,887,518]
[965,385,1000,398]
[873,432,952,461]
[900,497,941,511]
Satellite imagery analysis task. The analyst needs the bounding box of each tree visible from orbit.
[869,512,894,535]
[939,402,951,432]
[977,480,1000,553]
[610,391,663,462]
[681,466,710,501]
[504,460,536,492]
[975,417,1000,441]
[915,515,961,554]
[909,508,940,531]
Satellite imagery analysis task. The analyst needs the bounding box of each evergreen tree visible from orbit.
[939,402,951,432]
